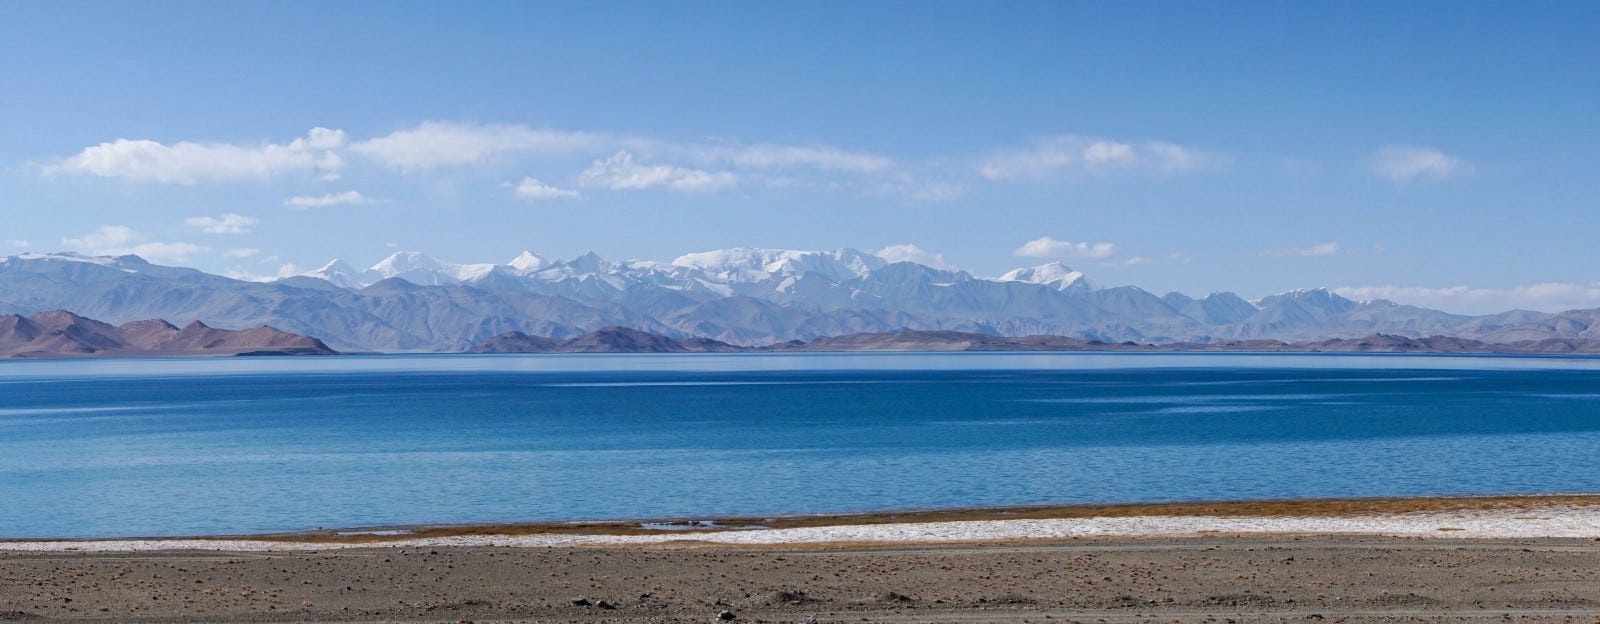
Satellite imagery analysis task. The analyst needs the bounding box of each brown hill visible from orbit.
[467,326,742,354]
[0,310,338,359]
[468,327,1600,355]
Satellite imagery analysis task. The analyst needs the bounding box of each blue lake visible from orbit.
[2,352,1599,538]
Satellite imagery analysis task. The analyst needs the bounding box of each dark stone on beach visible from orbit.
[595,600,616,609]
[768,589,808,605]
[570,597,591,607]
[718,609,737,620]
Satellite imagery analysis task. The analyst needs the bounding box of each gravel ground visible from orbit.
[6,535,1600,623]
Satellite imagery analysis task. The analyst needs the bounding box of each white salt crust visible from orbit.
[4,506,1597,553]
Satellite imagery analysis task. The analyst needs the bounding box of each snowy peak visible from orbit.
[508,251,548,272]
[302,259,375,289]
[558,251,610,275]
[370,251,445,276]
[671,247,887,283]
[1254,288,1359,321]
[1256,288,1357,311]
[998,262,1095,291]
[316,258,357,273]
[366,251,496,286]
[1,252,139,271]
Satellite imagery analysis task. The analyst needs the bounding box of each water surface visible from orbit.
[2,352,1598,538]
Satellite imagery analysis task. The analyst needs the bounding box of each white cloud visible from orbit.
[1334,283,1600,315]
[981,136,1223,181]
[1261,242,1342,257]
[1106,256,1152,267]
[62,226,206,263]
[184,213,259,235]
[283,190,376,209]
[47,128,346,184]
[579,151,736,192]
[63,225,137,250]
[876,174,967,202]
[4,239,27,249]
[224,248,259,258]
[875,244,952,269]
[1372,145,1469,184]
[1013,236,1118,260]
[694,143,894,173]
[511,177,580,200]
[348,120,895,179]
[901,181,966,202]
[351,121,603,170]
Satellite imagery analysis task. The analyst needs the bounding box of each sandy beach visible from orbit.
[5,496,1600,622]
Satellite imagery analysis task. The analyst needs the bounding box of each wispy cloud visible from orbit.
[62,226,206,263]
[981,135,1223,181]
[39,122,1237,206]
[510,177,580,200]
[689,143,895,173]
[224,248,259,258]
[579,151,736,192]
[45,128,345,184]
[875,244,952,269]
[184,213,259,234]
[1013,236,1118,260]
[1372,145,1469,184]
[1261,242,1342,257]
[4,239,27,249]
[351,121,605,170]
[1104,256,1152,268]
[875,173,966,202]
[1334,283,1600,315]
[283,190,377,209]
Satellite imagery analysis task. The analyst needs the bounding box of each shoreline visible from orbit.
[8,493,1600,552]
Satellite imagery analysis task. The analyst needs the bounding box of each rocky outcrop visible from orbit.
[0,310,337,359]
[468,327,742,353]
[469,328,1600,355]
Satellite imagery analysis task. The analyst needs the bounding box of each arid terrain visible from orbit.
[7,497,1600,623]
[5,536,1600,623]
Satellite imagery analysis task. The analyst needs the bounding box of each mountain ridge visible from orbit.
[3,249,1597,352]
[471,327,1600,355]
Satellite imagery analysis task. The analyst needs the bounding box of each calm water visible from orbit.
[3,352,1600,538]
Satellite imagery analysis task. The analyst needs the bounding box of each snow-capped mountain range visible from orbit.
[2,248,1596,352]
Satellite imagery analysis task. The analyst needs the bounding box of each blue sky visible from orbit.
[2,1,1597,313]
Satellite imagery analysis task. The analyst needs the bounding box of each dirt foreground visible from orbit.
[7,536,1600,623]
[7,496,1600,623]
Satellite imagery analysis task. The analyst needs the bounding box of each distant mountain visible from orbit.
[469,326,742,353]
[3,249,1599,352]
[0,309,336,359]
[470,328,1600,355]
[998,261,1095,291]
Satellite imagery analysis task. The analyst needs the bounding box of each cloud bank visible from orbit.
[184,213,259,235]
[47,128,346,184]
[1335,283,1600,315]
[981,136,1222,180]
[62,226,206,263]
[579,151,736,192]
[1013,236,1118,260]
